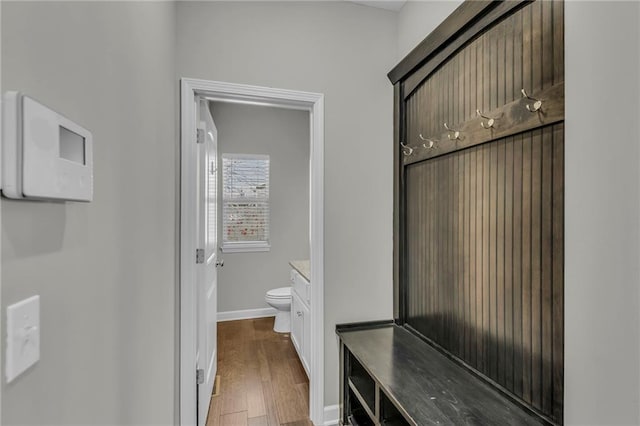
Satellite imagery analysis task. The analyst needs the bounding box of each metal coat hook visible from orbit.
[521,89,543,112]
[400,142,414,156]
[419,134,437,149]
[476,109,498,129]
[444,123,462,140]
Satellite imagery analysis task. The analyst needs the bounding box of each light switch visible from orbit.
[6,295,40,383]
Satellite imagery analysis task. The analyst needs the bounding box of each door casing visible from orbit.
[179,78,325,425]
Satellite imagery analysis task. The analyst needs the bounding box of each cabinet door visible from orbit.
[291,291,303,356]
[302,301,311,374]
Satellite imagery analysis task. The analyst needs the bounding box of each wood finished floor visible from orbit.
[206,317,311,426]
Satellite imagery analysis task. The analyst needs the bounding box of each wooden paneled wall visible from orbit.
[405,125,563,421]
[398,1,564,424]
[405,0,564,146]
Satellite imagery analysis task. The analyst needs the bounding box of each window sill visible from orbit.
[221,242,271,253]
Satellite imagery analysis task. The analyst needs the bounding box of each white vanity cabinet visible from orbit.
[290,267,310,376]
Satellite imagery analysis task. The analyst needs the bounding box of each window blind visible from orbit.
[222,154,270,247]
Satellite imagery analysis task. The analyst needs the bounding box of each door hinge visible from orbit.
[196,248,205,264]
[196,128,205,144]
[196,368,204,385]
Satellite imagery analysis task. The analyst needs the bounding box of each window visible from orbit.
[221,154,270,253]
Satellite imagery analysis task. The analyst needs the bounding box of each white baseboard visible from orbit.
[217,307,276,322]
[323,404,339,426]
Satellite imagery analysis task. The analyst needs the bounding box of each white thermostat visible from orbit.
[2,92,93,201]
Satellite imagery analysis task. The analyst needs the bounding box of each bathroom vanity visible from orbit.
[289,260,311,376]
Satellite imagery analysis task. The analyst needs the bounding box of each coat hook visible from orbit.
[521,88,543,112]
[444,123,462,140]
[419,134,437,149]
[476,109,498,129]
[400,142,414,156]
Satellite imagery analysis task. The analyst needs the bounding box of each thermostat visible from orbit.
[2,92,93,201]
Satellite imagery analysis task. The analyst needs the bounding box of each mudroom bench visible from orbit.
[336,322,549,426]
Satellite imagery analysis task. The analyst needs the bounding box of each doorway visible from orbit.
[179,79,325,426]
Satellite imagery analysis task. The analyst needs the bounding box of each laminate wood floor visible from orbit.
[206,317,311,426]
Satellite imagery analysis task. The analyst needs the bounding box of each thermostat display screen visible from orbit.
[59,125,86,165]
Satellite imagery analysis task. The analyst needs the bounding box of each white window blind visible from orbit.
[221,154,270,252]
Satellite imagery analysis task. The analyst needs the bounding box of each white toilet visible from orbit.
[265,287,291,333]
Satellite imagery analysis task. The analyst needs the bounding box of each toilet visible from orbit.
[265,287,291,333]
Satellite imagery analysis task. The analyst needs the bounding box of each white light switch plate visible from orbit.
[6,295,40,383]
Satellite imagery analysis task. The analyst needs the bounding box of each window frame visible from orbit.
[220,153,271,253]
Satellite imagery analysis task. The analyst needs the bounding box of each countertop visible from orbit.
[289,260,310,282]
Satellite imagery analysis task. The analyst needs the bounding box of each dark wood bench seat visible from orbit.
[337,322,549,425]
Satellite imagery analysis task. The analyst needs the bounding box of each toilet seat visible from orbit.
[266,287,291,299]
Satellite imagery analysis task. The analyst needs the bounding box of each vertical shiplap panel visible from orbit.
[458,148,465,357]
[420,158,425,328]
[429,157,436,341]
[541,126,554,415]
[463,149,471,361]
[497,16,506,109]
[433,156,440,340]
[505,14,515,105]
[458,44,465,125]
[530,128,543,410]
[514,6,524,108]
[407,165,412,325]
[504,11,516,393]
[442,155,448,348]
[489,19,498,112]
[464,43,471,122]
[496,15,506,378]
[483,31,491,121]
[448,153,455,352]
[552,123,564,422]
[412,163,418,328]
[449,49,455,128]
[471,37,482,371]
[430,79,438,138]
[542,0,554,90]
[496,139,506,385]
[440,66,446,139]
[521,132,532,405]
[476,145,485,372]
[512,133,524,399]
[553,1,564,85]
[477,34,484,132]
[488,141,498,381]
[482,143,491,374]
[458,150,464,359]
[513,9,526,401]
[469,147,478,369]
[522,2,533,96]
[531,0,543,94]
[504,136,514,391]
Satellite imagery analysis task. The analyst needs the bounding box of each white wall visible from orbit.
[397,0,462,60]
[177,1,397,407]
[1,2,177,424]
[210,101,310,313]
[397,0,640,423]
[564,1,640,424]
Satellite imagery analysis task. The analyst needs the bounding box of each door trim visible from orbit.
[180,78,325,425]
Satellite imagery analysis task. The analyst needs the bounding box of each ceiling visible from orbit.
[348,0,407,12]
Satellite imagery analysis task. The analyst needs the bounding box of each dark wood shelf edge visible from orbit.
[336,319,395,334]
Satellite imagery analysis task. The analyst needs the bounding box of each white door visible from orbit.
[196,98,219,426]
